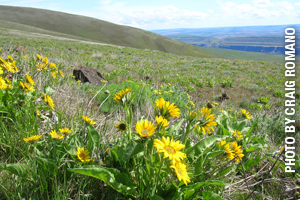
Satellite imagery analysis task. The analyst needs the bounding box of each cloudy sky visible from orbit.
[0,0,299,30]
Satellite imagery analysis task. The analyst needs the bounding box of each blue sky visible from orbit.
[0,0,299,30]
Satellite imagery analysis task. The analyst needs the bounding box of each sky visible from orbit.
[0,0,299,30]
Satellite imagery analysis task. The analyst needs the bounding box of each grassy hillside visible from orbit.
[0,23,300,200]
[0,5,217,58]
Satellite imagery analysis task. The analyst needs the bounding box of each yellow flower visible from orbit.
[36,109,40,116]
[36,63,42,71]
[0,77,8,90]
[0,67,3,74]
[156,116,169,127]
[155,97,180,119]
[153,136,186,162]
[115,122,127,132]
[170,161,191,185]
[76,147,94,162]
[77,80,81,85]
[26,74,35,86]
[51,72,57,79]
[154,90,162,95]
[5,77,11,84]
[82,115,96,125]
[220,140,226,146]
[280,147,285,152]
[113,87,132,101]
[231,130,243,140]
[24,83,35,92]
[42,57,48,64]
[36,54,41,60]
[7,55,13,61]
[100,80,107,83]
[223,141,244,162]
[23,135,42,142]
[3,62,15,73]
[135,119,156,137]
[44,95,55,109]
[0,58,5,64]
[58,70,64,77]
[49,130,65,140]
[23,55,28,59]
[59,128,72,134]
[197,107,217,135]
[49,63,56,68]
[241,109,252,119]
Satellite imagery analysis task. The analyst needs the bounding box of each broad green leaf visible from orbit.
[242,155,262,171]
[186,135,227,159]
[3,163,28,177]
[202,191,224,200]
[69,165,137,196]
[245,118,258,144]
[87,126,100,152]
[157,183,182,200]
[124,142,144,161]
[167,119,184,136]
[151,194,164,200]
[203,150,225,165]
[64,143,77,156]
[245,145,262,152]
[184,180,226,199]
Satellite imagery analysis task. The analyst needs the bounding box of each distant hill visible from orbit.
[151,25,300,56]
[0,5,217,58]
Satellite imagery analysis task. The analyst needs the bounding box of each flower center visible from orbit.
[164,146,175,154]
[141,129,149,136]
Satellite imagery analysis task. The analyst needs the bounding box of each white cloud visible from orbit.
[100,0,111,5]
[96,4,208,28]
[253,0,273,8]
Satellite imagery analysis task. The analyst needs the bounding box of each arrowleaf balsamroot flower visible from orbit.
[241,109,252,119]
[222,141,244,163]
[26,74,35,85]
[113,87,132,101]
[82,115,97,125]
[231,130,243,140]
[153,136,186,162]
[0,77,8,90]
[136,119,156,137]
[59,128,72,134]
[156,116,169,127]
[115,122,127,132]
[196,107,217,135]
[23,135,42,143]
[76,147,94,162]
[155,97,180,119]
[170,161,191,185]
[49,130,65,140]
[43,94,55,109]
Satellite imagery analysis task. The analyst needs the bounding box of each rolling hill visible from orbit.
[0,5,217,58]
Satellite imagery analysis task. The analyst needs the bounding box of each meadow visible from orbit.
[0,27,300,200]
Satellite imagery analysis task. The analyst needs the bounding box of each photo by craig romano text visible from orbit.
[284,28,296,173]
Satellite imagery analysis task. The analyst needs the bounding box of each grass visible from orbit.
[0,23,300,200]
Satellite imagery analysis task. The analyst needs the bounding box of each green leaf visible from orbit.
[242,155,262,171]
[1,163,29,177]
[202,191,224,200]
[124,142,144,161]
[184,180,226,199]
[151,194,164,200]
[186,135,227,159]
[69,165,137,196]
[64,143,78,156]
[245,118,258,144]
[87,126,100,152]
[167,119,184,136]
[245,145,262,152]
[203,150,225,165]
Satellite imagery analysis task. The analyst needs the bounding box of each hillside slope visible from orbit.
[0,6,217,58]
